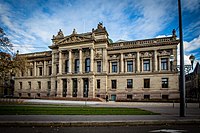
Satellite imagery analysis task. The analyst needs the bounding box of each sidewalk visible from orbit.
[0,99,200,126]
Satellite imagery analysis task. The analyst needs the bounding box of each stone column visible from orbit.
[57,79,62,97]
[125,60,127,72]
[158,57,161,71]
[34,61,37,76]
[141,59,143,72]
[103,48,108,72]
[173,48,177,68]
[120,53,124,73]
[79,49,82,73]
[50,78,55,96]
[59,51,62,74]
[136,52,140,72]
[52,52,55,75]
[90,48,94,72]
[154,50,158,71]
[109,61,112,73]
[68,50,72,73]
[43,61,46,76]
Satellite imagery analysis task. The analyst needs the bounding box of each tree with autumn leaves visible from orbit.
[0,28,27,97]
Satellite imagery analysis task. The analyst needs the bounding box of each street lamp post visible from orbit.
[178,0,185,117]
[189,55,195,70]
[170,55,175,71]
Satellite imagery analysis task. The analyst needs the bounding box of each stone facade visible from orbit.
[14,23,179,101]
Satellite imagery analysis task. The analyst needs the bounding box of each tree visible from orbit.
[0,28,27,97]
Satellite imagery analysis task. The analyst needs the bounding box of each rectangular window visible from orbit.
[56,65,59,74]
[144,79,150,88]
[162,78,169,88]
[63,79,67,97]
[28,82,31,90]
[39,67,42,76]
[85,58,90,73]
[111,80,117,89]
[49,66,52,75]
[21,71,24,77]
[30,68,33,76]
[161,58,168,70]
[112,62,118,73]
[47,81,51,90]
[75,59,79,73]
[127,79,133,88]
[97,79,100,89]
[97,61,101,72]
[55,81,57,89]
[127,95,132,99]
[162,95,169,100]
[38,81,41,89]
[143,59,150,71]
[19,82,22,90]
[127,61,133,72]
[65,60,69,73]
[144,95,150,99]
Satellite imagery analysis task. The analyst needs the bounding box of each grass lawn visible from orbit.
[0,105,158,115]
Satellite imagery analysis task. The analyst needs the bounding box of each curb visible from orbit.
[0,120,200,127]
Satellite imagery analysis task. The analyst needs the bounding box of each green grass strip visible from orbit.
[0,105,158,115]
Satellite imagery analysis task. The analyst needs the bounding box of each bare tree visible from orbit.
[0,28,27,97]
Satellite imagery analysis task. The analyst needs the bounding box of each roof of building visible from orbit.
[193,62,200,74]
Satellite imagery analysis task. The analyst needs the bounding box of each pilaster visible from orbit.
[154,50,158,72]
[44,61,47,76]
[79,49,82,73]
[59,51,62,74]
[136,52,140,72]
[68,50,72,73]
[90,48,94,72]
[34,61,37,76]
[120,53,124,73]
[103,48,108,72]
[67,79,72,97]
[77,78,83,97]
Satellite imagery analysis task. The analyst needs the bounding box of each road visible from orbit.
[1,125,200,133]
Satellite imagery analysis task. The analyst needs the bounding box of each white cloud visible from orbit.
[177,35,200,66]
[1,0,198,60]
[184,35,200,52]
[12,43,36,54]
[183,0,200,12]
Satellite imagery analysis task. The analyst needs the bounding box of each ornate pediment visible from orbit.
[140,52,153,58]
[57,34,92,45]
[158,50,171,56]
[124,53,135,58]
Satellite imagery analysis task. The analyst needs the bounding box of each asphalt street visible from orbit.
[1,125,200,133]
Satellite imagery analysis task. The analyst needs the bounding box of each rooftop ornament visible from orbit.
[189,54,195,70]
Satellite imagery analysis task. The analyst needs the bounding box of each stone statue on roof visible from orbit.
[172,29,177,40]
[53,29,64,39]
[97,22,104,29]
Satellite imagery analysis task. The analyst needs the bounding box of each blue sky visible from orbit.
[0,0,200,65]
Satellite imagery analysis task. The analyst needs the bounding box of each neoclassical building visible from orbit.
[14,23,179,101]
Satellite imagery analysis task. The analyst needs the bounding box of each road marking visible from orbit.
[149,129,187,133]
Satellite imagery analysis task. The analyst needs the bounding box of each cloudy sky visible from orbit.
[0,0,199,65]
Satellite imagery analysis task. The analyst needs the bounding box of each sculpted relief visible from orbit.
[57,35,92,45]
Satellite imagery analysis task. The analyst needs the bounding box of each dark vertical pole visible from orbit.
[178,0,185,117]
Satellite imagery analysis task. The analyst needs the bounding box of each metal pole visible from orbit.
[178,0,185,117]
